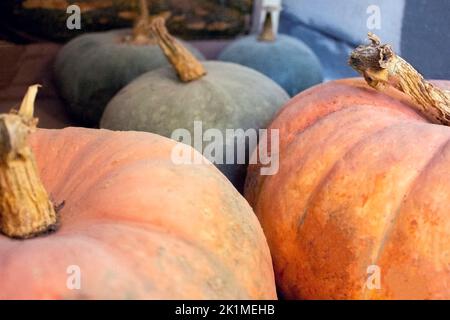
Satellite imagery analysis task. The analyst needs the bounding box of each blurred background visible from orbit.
[0,0,449,128]
[280,0,450,80]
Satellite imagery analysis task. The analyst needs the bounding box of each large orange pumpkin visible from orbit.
[246,77,450,299]
[0,87,276,300]
[245,34,450,299]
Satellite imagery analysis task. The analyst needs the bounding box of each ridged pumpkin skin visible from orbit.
[101,61,289,192]
[53,29,205,127]
[219,35,323,97]
[0,127,276,300]
[245,78,450,300]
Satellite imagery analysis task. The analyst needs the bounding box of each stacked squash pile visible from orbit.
[54,0,205,126]
[1,0,449,301]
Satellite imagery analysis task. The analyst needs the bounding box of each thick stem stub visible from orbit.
[130,0,154,45]
[150,17,206,82]
[349,32,450,126]
[258,7,278,42]
[0,85,58,239]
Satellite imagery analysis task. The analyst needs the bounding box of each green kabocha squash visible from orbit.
[53,1,205,127]
[219,6,323,97]
[101,18,289,192]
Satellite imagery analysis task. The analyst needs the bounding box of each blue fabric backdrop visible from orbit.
[280,0,450,80]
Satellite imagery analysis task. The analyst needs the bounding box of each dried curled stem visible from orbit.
[150,17,206,82]
[0,86,58,239]
[349,32,450,126]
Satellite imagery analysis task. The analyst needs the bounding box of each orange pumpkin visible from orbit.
[246,77,450,299]
[0,87,276,300]
[246,34,450,299]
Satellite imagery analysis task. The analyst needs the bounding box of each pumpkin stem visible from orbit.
[259,6,279,42]
[150,17,206,82]
[0,86,58,239]
[130,0,154,44]
[349,32,450,126]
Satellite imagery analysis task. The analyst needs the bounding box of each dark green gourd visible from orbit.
[219,6,323,97]
[100,18,289,192]
[53,0,204,127]
[2,0,253,42]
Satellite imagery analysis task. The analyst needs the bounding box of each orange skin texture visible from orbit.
[0,127,276,300]
[245,78,450,300]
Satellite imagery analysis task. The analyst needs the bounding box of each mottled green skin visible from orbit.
[54,29,204,127]
[101,62,289,191]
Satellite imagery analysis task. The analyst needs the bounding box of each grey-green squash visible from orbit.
[219,6,323,97]
[53,1,205,127]
[100,17,289,192]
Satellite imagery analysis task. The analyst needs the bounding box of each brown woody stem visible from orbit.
[150,17,206,82]
[0,85,58,239]
[349,32,450,126]
[258,8,277,42]
[130,0,154,44]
